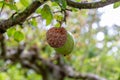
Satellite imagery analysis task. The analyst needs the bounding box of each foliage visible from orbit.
[114,1,120,8]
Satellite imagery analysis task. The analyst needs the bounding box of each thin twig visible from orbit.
[27,15,41,20]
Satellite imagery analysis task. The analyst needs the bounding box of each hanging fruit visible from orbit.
[46,27,74,55]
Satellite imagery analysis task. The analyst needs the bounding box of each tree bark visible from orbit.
[42,71,64,80]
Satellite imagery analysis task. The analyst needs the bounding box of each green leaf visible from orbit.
[0,1,18,11]
[36,8,41,14]
[0,1,5,6]
[54,22,60,28]
[51,2,59,7]
[20,0,29,7]
[41,4,53,25]
[59,0,67,10]
[7,28,16,37]
[14,31,24,42]
[52,0,67,10]
[6,3,18,11]
[54,14,63,21]
[30,18,37,27]
[113,1,120,8]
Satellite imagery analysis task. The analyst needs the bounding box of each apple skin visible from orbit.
[54,32,74,55]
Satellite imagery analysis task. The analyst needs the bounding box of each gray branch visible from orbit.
[0,1,45,33]
[0,45,107,80]
[66,0,120,9]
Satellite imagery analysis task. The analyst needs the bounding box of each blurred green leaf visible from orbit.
[54,22,60,27]
[0,1,18,11]
[6,3,18,11]
[0,73,9,80]
[52,0,67,10]
[41,4,53,25]
[30,18,37,27]
[36,8,41,14]
[7,27,16,37]
[20,0,29,7]
[113,1,120,8]
[14,31,24,42]
[51,2,59,7]
[54,14,63,21]
[0,1,5,5]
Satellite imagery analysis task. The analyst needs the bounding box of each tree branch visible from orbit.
[66,0,120,9]
[67,72,106,80]
[0,44,107,80]
[62,65,106,80]
[0,1,46,33]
